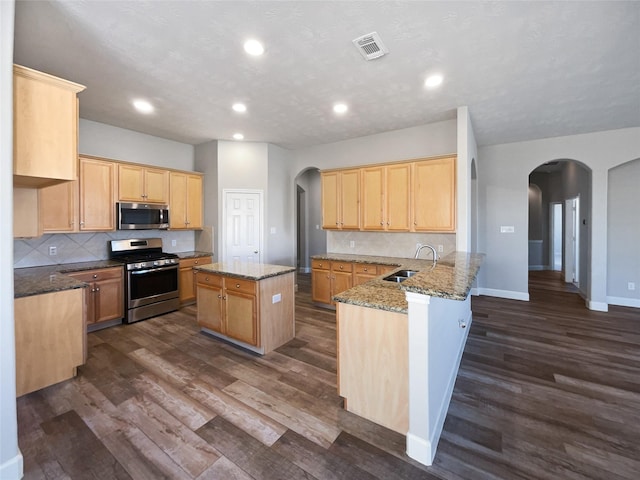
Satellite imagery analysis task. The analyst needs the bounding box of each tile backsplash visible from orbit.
[327,231,457,259]
[14,230,196,268]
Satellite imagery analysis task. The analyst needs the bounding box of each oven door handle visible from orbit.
[130,265,179,275]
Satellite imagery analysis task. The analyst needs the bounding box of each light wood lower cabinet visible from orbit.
[311,259,353,306]
[312,260,398,306]
[14,288,85,397]
[67,267,124,329]
[196,271,295,354]
[179,256,212,305]
[337,302,408,434]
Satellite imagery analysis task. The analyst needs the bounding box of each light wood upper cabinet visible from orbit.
[321,155,455,233]
[386,163,412,231]
[170,172,203,229]
[413,156,456,232]
[13,65,85,187]
[321,169,360,230]
[118,164,169,203]
[40,180,78,233]
[79,157,116,231]
[361,163,411,232]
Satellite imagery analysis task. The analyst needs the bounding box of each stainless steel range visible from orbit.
[109,238,179,324]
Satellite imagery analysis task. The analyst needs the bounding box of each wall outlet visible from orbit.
[272,293,282,303]
[416,242,423,251]
[349,240,355,248]
[438,244,444,253]
[628,282,636,291]
[48,246,57,256]
[171,239,177,247]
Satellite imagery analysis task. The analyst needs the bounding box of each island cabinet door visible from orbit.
[224,289,258,347]
[224,278,258,346]
[196,274,224,334]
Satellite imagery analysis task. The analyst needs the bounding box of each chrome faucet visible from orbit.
[415,243,438,261]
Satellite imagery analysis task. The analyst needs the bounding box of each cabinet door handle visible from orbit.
[205,277,209,281]
[380,222,384,226]
[93,274,98,279]
[236,283,240,288]
[95,287,100,292]
[223,296,227,300]
[217,294,221,299]
[195,260,199,264]
[339,265,343,270]
[80,221,85,226]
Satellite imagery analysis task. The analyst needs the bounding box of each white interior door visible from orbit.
[564,197,579,284]
[223,190,263,264]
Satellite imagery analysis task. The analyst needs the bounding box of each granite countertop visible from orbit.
[320,252,484,314]
[14,260,123,299]
[176,251,214,260]
[194,262,296,281]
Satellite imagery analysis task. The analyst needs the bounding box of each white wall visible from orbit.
[217,141,269,263]
[607,158,640,307]
[293,119,456,173]
[79,119,194,170]
[477,127,640,309]
[267,144,295,266]
[1,0,23,477]
[194,140,219,259]
[456,107,478,252]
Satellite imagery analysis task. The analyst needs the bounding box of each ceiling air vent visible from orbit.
[352,31,388,60]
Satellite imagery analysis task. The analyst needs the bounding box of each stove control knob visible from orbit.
[153,261,159,266]
[135,263,143,270]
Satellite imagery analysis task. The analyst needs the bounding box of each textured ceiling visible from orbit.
[13,0,640,149]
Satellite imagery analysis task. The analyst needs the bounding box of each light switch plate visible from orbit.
[272,293,282,303]
[500,226,515,233]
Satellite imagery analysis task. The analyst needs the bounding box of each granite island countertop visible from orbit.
[316,252,484,314]
[194,262,296,281]
[14,260,124,298]
[175,251,213,260]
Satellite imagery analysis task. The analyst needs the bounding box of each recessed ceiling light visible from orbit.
[425,74,444,88]
[133,99,154,114]
[233,133,244,140]
[333,103,348,114]
[244,39,264,56]
[232,103,247,113]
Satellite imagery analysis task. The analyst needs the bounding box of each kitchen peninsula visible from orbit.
[321,251,483,467]
[194,262,296,355]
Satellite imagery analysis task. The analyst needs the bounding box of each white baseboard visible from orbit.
[606,296,640,309]
[0,452,23,480]
[406,432,434,466]
[470,287,479,297]
[476,288,529,302]
[586,299,608,312]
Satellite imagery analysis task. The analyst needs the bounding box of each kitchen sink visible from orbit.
[382,269,419,283]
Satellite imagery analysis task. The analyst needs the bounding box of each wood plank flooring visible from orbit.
[17,272,640,479]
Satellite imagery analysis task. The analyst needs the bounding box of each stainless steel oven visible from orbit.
[109,238,179,323]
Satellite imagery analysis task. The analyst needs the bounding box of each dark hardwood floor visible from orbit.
[17,272,640,479]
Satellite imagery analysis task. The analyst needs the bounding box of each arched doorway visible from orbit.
[294,167,325,273]
[528,160,592,298]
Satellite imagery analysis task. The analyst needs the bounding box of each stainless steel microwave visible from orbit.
[117,203,169,230]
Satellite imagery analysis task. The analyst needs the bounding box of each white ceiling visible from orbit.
[13,1,640,150]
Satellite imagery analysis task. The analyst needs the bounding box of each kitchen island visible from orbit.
[328,251,483,467]
[194,262,296,354]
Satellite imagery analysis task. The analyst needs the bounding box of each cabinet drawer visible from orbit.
[311,259,330,270]
[196,272,223,287]
[331,261,353,273]
[354,263,379,275]
[180,256,211,269]
[226,277,256,295]
[68,266,123,282]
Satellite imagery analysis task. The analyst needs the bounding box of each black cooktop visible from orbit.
[112,251,179,264]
